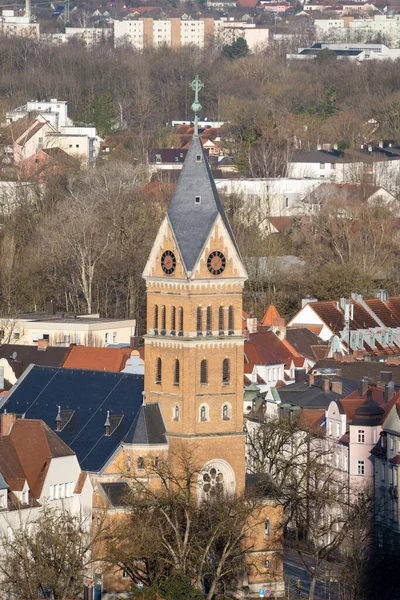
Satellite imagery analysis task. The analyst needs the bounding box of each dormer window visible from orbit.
[196,154,201,162]
[195,196,201,204]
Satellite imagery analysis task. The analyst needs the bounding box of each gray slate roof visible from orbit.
[276,376,359,409]
[167,134,240,274]
[124,403,166,445]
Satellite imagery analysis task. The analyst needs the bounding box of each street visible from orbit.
[284,548,339,600]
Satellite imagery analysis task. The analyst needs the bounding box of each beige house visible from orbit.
[2,313,136,347]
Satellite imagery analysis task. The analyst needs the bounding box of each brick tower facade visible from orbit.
[142,111,284,597]
[143,133,248,496]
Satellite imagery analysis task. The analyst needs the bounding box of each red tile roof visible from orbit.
[364,298,400,328]
[245,331,299,368]
[9,419,75,497]
[261,305,281,327]
[63,346,131,372]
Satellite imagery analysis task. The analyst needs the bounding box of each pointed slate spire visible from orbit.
[167,78,240,275]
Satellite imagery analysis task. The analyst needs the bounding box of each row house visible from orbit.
[288,292,400,357]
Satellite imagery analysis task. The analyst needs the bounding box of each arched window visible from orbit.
[219,306,224,334]
[173,404,180,421]
[137,456,144,470]
[160,305,166,332]
[197,306,203,336]
[154,305,158,331]
[171,306,176,333]
[155,358,162,384]
[206,306,212,335]
[200,405,208,422]
[127,455,131,471]
[174,359,180,386]
[222,358,230,384]
[178,306,184,335]
[228,305,234,334]
[222,404,230,420]
[200,359,208,385]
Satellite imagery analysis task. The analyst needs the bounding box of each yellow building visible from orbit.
[140,79,284,597]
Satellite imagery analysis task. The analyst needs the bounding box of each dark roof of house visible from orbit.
[42,147,79,168]
[276,375,359,409]
[0,344,71,380]
[124,403,166,445]
[0,437,26,491]
[98,481,130,507]
[286,327,328,361]
[167,135,240,274]
[1,365,145,472]
[291,149,347,163]
[149,148,187,164]
[313,359,400,383]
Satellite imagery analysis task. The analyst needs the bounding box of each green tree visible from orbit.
[314,48,337,63]
[222,37,249,60]
[79,90,118,136]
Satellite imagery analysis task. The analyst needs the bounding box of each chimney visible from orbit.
[322,143,331,151]
[322,377,330,392]
[333,143,338,150]
[271,317,286,339]
[38,339,49,351]
[130,336,140,350]
[317,144,322,151]
[380,370,392,383]
[247,317,258,334]
[295,368,307,383]
[307,373,315,386]
[0,411,17,436]
[25,0,31,20]
[379,140,383,148]
[331,380,342,395]
[55,406,61,431]
[359,379,368,396]
[384,381,395,403]
[368,145,373,152]
[46,300,56,316]
[104,411,110,436]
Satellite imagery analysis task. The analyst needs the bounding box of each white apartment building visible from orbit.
[64,26,112,46]
[114,17,268,50]
[6,99,71,129]
[315,15,400,47]
[0,9,39,39]
[215,177,322,221]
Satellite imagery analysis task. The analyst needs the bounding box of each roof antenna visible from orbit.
[190,75,204,137]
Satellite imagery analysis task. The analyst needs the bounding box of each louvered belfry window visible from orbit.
[156,358,162,384]
[219,306,224,332]
[197,307,203,334]
[200,359,208,385]
[154,305,158,330]
[171,306,176,331]
[179,307,184,333]
[206,306,212,333]
[222,358,230,384]
[160,306,166,330]
[228,305,234,333]
[174,359,180,385]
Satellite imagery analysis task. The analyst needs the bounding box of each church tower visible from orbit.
[143,77,247,497]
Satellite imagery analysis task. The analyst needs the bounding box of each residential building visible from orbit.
[300,182,397,213]
[288,293,400,355]
[114,17,268,51]
[22,147,79,180]
[5,100,100,167]
[0,9,39,39]
[148,148,188,170]
[0,414,92,539]
[315,15,400,47]
[64,26,112,45]
[214,177,323,221]
[6,99,72,129]
[287,42,400,62]
[1,310,136,347]
[0,343,71,388]
[288,143,400,191]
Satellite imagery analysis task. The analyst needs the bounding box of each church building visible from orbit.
[140,77,285,598]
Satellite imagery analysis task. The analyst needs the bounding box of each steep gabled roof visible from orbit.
[124,403,166,445]
[0,436,26,491]
[167,135,240,274]
[261,305,281,327]
[9,419,75,498]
